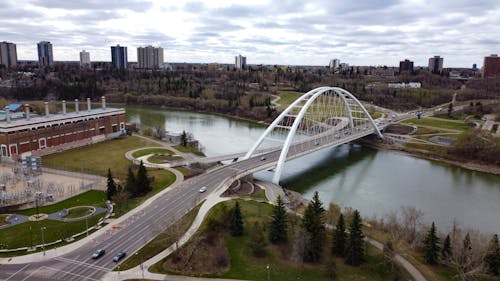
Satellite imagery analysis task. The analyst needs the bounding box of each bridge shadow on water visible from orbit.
[265,144,378,194]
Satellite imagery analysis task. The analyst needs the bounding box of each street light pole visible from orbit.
[85,216,89,236]
[29,225,33,249]
[41,227,46,256]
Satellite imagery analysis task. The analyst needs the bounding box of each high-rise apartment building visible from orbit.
[37,41,54,67]
[137,46,164,69]
[399,59,414,73]
[0,41,17,68]
[428,56,443,73]
[80,50,91,68]
[235,54,246,69]
[482,54,500,78]
[111,45,128,69]
[329,58,340,69]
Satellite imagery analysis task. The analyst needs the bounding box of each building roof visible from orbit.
[8,103,23,111]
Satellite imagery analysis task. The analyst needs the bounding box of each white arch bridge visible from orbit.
[236,86,386,185]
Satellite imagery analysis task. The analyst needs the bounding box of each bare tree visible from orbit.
[400,206,424,246]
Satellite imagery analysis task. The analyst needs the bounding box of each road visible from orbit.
[0,125,383,281]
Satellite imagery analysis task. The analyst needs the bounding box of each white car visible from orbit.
[199,186,207,193]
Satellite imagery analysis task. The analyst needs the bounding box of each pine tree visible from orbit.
[230,201,244,236]
[423,222,440,265]
[269,196,288,244]
[125,166,136,196]
[135,160,151,195]
[345,210,365,266]
[332,213,347,257]
[484,234,500,275]
[106,168,117,200]
[441,234,452,265]
[249,222,267,257]
[181,130,188,147]
[301,192,325,262]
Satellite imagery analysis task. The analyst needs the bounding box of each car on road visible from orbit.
[113,252,126,262]
[92,249,105,259]
[199,186,207,193]
[260,156,266,161]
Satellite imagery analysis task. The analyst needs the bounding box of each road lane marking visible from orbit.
[54,257,110,271]
[4,264,30,281]
[40,266,101,281]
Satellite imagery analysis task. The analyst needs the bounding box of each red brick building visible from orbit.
[0,97,125,160]
[482,54,500,78]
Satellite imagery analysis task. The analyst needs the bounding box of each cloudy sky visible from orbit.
[2,0,500,67]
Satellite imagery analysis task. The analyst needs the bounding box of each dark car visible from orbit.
[113,252,126,262]
[92,249,105,259]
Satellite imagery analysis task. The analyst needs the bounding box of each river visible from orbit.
[125,105,500,234]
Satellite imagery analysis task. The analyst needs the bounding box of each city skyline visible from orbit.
[1,0,500,67]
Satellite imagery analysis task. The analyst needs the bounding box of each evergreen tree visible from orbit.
[441,234,452,265]
[125,166,136,196]
[181,130,188,146]
[345,210,365,266]
[249,222,267,257]
[484,234,500,275]
[135,160,151,195]
[269,196,288,244]
[106,168,117,200]
[230,201,244,236]
[423,222,440,265]
[448,102,453,117]
[332,213,347,257]
[301,192,326,262]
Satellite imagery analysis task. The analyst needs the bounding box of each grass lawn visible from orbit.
[147,154,183,164]
[277,91,302,110]
[152,200,413,281]
[172,145,205,156]
[0,214,7,226]
[401,117,470,131]
[173,167,192,177]
[42,136,157,180]
[117,203,202,271]
[131,148,173,158]
[65,207,94,219]
[113,169,176,217]
[16,190,107,216]
[0,212,105,249]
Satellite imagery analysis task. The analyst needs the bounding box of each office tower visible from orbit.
[235,54,246,69]
[399,59,414,73]
[482,54,500,78]
[329,58,340,69]
[0,41,17,68]
[137,46,164,68]
[428,56,444,73]
[80,50,91,68]
[111,45,128,69]
[37,41,54,67]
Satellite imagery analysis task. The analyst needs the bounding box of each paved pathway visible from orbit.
[47,206,107,222]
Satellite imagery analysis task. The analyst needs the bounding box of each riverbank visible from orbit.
[359,139,500,175]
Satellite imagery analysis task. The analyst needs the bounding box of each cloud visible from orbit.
[1,0,500,66]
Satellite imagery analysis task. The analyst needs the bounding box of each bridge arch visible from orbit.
[243,87,383,184]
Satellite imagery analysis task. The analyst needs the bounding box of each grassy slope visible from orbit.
[153,200,413,281]
[172,145,205,156]
[65,207,93,219]
[402,117,470,131]
[42,136,157,180]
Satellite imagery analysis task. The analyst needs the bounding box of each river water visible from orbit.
[125,105,500,234]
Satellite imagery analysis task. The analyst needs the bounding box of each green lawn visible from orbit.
[147,154,183,164]
[152,200,413,281]
[277,91,302,110]
[401,117,470,131]
[0,212,105,249]
[173,167,192,177]
[117,203,202,271]
[42,136,157,180]
[172,145,205,156]
[65,207,94,219]
[113,169,176,217]
[131,148,174,158]
[16,190,107,216]
[0,214,7,226]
